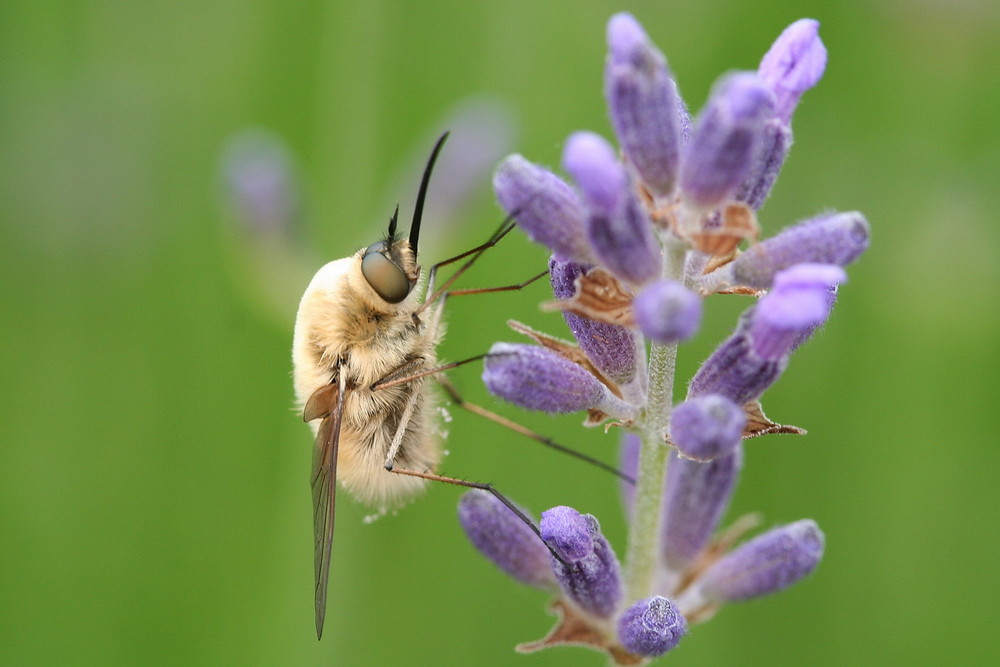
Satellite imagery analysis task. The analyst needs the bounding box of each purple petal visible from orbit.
[458,490,556,590]
[605,12,681,196]
[633,279,702,344]
[550,257,638,384]
[669,394,745,461]
[563,131,628,217]
[759,19,827,123]
[540,506,622,618]
[733,118,791,210]
[482,343,637,418]
[732,211,870,288]
[661,447,743,572]
[493,154,594,263]
[617,596,686,657]
[698,519,825,601]
[687,312,787,404]
[679,72,774,210]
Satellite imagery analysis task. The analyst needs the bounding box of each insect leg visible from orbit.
[385,466,569,568]
[382,386,422,470]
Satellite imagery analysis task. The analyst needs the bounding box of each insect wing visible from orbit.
[308,375,345,640]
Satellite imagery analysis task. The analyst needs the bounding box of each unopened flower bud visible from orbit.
[605,12,681,196]
[634,279,702,343]
[749,263,845,359]
[458,490,556,590]
[732,211,869,288]
[661,447,743,572]
[698,519,824,601]
[483,343,637,419]
[541,506,622,618]
[758,19,827,124]
[550,258,638,384]
[617,596,686,657]
[562,133,660,285]
[669,394,745,461]
[679,72,774,210]
[493,154,594,263]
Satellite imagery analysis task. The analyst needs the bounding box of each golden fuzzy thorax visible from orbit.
[292,244,444,509]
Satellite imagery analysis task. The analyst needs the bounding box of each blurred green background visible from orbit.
[3,1,998,665]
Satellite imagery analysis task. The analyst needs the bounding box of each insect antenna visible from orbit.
[387,203,400,240]
[409,131,450,256]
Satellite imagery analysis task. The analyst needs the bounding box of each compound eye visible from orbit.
[361,250,411,304]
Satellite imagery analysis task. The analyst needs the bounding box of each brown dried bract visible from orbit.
[540,266,636,328]
[742,401,807,439]
[516,600,645,666]
[689,202,760,275]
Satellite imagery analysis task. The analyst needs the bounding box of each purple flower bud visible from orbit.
[732,211,870,288]
[759,19,827,124]
[687,314,786,404]
[458,490,556,590]
[540,506,622,618]
[749,263,846,359]
[679,72,774,210]
[604,13,681,196]
[617,596,686,657]
[669,394,745,461]
[562,133,661,286]
[733,118,791,210]
[698,519,824,601]
[661,447,743,572]
[550,258,638,384]
[634,279,702,343]
[493,154,594,263]
[483,343,637,419]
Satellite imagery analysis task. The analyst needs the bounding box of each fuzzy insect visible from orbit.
[292,133,460,639]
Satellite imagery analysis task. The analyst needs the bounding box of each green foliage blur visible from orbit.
[3,1,998,664]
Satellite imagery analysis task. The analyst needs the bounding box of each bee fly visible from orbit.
[293,133,629,640]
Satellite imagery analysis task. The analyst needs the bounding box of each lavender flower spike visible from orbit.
[483,342,638,419]
[634,279,702,344]
[551,258,638,385]
[759,19,827,124]
[749,263,846,360]
[458,490,556,590]
[493,154,594,264]
[661,447,743,574]
[669,394,745,462]
[605,12,681,197]
[679,72,774,210]
[618,596,686,657]
[698,519,825,602]
[540,506,622,618]
[731,211,870,289]
[563,132,660,285]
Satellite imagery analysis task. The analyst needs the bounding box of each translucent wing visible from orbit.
[306,374,345,640]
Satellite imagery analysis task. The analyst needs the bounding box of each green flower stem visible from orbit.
[623,239,686,602]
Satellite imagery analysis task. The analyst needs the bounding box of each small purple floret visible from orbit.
[617,596,686,657]
[605,12,681,196]
[550,258,638,384]
[458,490,556,590]
[732,211,870,288]
[679,72,774,210]
[699,519,825,601]
[758,19,827,124]
[483,342,636,418]
[563,132,628,217]
[541,506,622,618]
[634,279,702,343]
[750,263,846,359]
[661,447,743,572]
[688,313,787,404]
[669,394,745,461]
[493,154,594,263]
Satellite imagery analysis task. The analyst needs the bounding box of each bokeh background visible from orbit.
[3,1,998,665]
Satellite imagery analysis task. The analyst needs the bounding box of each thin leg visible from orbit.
[383,389,421,469]
[437,376,635,484]
[385,465,568,567]
[444,269,549,298]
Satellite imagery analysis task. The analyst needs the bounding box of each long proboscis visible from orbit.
[409,131,450,256]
